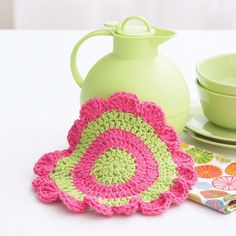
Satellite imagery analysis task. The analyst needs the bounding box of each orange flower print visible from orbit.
[194,165,222,179]
[200,190,228,199]
[226,163,236,176]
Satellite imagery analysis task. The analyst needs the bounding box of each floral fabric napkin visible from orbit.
[180,142,236,214]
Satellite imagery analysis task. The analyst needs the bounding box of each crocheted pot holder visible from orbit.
[32,92,197,216]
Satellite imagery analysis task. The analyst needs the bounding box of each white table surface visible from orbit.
[0,30,236,236]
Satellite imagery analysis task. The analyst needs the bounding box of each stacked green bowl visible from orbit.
[196,53,236,130]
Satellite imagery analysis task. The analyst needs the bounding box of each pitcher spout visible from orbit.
[149,27,176,46]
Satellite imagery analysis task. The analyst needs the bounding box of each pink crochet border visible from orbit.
[33,92,197,216]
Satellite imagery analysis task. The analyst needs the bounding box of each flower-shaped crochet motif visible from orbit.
[32,92,197,216]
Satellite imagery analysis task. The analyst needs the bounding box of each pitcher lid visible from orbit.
[105,16,156,37]
[104,15,176,41]
[105,15,176,46]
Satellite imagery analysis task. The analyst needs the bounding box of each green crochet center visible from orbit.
[92,148,136,185]
[50,110,177,206]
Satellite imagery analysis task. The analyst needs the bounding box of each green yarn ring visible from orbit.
[92,148,137,185]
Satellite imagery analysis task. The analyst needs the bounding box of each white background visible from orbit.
[0,0,236,29]
[1,0,236,235]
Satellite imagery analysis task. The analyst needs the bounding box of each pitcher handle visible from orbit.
[121,16,152,33]
[70,30,113,88]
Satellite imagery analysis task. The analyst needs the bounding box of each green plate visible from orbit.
[184,128,236,150]
[186,101,236,143]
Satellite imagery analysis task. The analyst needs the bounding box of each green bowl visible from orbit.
[196,79,236,130]
[196,53,236,96]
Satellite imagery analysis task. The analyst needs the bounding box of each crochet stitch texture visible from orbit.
[32,92,197,216]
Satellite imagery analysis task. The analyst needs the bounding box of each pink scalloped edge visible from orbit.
[32,176,192,216]
[33,92,197,216]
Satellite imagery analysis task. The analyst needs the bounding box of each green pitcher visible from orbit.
[70,16,189,134]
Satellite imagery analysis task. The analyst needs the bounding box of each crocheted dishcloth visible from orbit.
[32,92,197,216]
